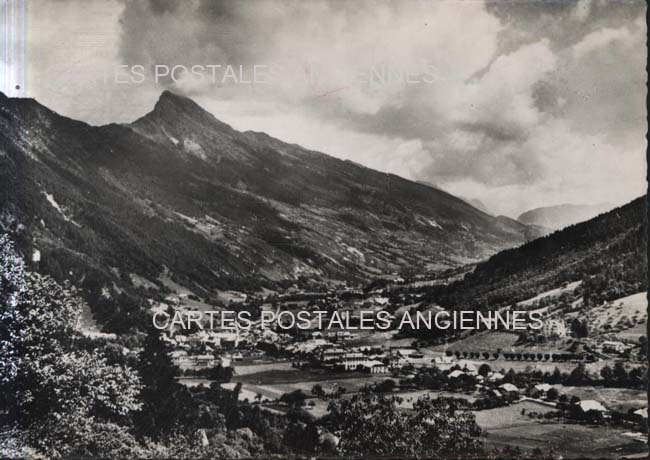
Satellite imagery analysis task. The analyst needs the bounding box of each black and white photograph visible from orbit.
[0,0,647,458]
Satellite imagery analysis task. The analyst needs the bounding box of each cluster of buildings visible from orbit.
[288,340,437,375]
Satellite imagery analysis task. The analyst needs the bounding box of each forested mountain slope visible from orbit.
[426,197,647,310]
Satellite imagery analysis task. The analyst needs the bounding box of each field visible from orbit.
[474,400,647,458]
[517,281,582,310]
[570,291,647,341]
[549,385,646,412]
[428,331,521,353]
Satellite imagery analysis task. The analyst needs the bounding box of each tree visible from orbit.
[325,393,483,457]
[549,367,562,384]
[600,365,613,384]
[639,336,647,358]
[134,327,197,438]
[0,235,142,456]
[546,388,559,401]
[311,384,325,399]
[570,319,589,338]
[628,366,645,388]
[374,379,396,393]
[208,364,234,382]
[478,363,491,378]
[566,364,591,386]
[280,390,307,409]
[612,362,628,386]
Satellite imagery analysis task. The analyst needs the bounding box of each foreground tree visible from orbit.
[324,391,483,457]
[134,327,198,439]
[0,235,142,457]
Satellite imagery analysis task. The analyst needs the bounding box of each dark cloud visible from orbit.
[147,0,178,15]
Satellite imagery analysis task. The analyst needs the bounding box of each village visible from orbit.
[116,269,643,459]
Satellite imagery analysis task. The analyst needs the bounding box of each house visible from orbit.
[487,372,504,383]
[361,360,388,374]
[602,341,628,354]
[498,383,520,398]
[338,353,366,371]
[448,370,466,379]
[392,347,418,357]
[321,348,346,362]
[433,356,454,365]
[533,383,552,397]
[193,354,216,366]
[576,400,608,414]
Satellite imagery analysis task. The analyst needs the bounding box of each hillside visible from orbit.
[0,90,540,327]
[517,203,614,231]
[425,196,647,311]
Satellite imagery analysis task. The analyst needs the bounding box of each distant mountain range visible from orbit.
[517,203,614,231]
[0,90,543,311]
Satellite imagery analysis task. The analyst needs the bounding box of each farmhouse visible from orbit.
[487,372,504,382]
[499,383,520,398]
[576,400,608,414]
[448,370,466,379]
[533,383,552,397]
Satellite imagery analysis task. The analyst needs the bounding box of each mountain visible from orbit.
[0,90,539,324]
[425,196,646,310]
[461,197,490,215]
[517,203,614,231]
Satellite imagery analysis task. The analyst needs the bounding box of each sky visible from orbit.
[1,0,647,217]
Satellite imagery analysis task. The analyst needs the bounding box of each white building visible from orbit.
[576,400,608,414]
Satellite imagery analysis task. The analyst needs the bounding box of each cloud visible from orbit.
[18,0,647,216]
[573,26,635,58]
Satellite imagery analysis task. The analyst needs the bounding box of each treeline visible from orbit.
[446,349,597,363]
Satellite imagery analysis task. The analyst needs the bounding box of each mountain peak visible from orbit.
[132,90,233,134]
[152,90,205,116]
